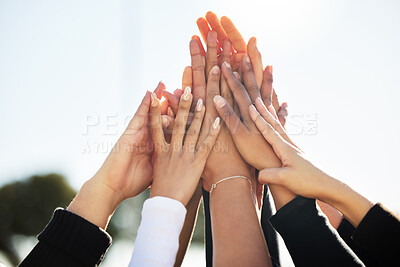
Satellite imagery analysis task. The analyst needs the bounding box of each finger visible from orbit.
[204,65,221,125]
[221,62,253,126]
[190,39,206,106]
[242,54,261,103]
[205,31,218,80]
[205,11,229,48]
[232,53,245,71]
[173,88,183,98]
[191,35,206,57]
[182,66,193,94]
[161,91,179,114]
[220,16,247,53]
[254,97,292,141]
[160,99,169,115]
[153,81,166,99]
[220,39,234,107]
[149,93,166,153]
[196,17,210,45]
[167,106,175,118]
[196,117,221,159]
[161,115,174,129]
[184,99,205,152]
[260,66,274,107]
[277,102,288,127]
[213,95,247,136]
[272,87,280,112]
[170,87,193,148]
[248,104,290,157]
[127,91,151,131]
[247,37,263,88]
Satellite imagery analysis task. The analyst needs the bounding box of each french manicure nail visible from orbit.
[151,93,158,106]
[183,86,191,100]
[213,95,225,108]
[211,66,220,75]
[224,62,231,69]
[197,99,203,111]
[212,117,220,129]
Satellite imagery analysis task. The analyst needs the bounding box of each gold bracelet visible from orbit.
[209,175,253,194]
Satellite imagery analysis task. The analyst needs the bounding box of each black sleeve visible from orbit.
[337,218,381,266]
[269,196,364,267]
[352,203,400,267]
[19,208,112,267]
[261,185,280,267]
[202,188,213,267]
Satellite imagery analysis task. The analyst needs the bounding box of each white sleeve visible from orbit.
[129,196,187,267]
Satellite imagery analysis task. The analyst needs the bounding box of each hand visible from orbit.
[191,30,252,191]
[150,87,220,206]
[214,57,282,170]
[248,98,373,226]
[68,91,155,228]
[197,12,286,113]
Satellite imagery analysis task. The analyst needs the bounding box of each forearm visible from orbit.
[210,174,271,267]
[67,177,121,230]
[321,175,373,227]
[174,185,203,267]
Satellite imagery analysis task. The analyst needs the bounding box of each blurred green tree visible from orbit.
[0,173,76,266]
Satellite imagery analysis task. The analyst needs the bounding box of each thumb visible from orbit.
[258,168,285,186]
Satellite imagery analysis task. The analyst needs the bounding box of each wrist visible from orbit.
[67,177,122,229]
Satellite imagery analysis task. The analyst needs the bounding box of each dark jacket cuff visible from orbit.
[38,208,112,266]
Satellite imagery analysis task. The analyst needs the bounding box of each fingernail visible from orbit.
[254,37,257,46]
[211,65,220,75]
[245,54,251,64]
[151,93,158,106]
[213,95,225,108]
[162,116,170,127]
[249,105,259,119]
[212,117,220,129]
[196,98,203,111]
[224,61,231,69]
[183,86,191,100]
[233,72,240,80]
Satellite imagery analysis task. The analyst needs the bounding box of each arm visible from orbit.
[247,97,400,264]
[21,91,155,266]
[130,87,220,266]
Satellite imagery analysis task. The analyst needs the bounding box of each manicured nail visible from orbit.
[183,86,191,100]
[196,99,203,111]
[162,116,170,127]
[253,37,257,46]
[245,54,251,64]
[211,65,220,75]
[151,93,158,106]
[233,72,240,80]
[212,117,220,129]
[224,61,231,69]
[213,95,225,108]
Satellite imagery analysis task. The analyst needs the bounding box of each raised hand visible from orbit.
[149,87,220,206]
[68,91,155,229]
[249,100,374,226]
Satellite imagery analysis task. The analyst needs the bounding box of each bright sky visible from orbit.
[1,0,400,265]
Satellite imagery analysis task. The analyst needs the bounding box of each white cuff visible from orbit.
[129,196,187,267]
